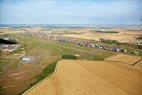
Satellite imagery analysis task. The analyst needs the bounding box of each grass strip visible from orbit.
[36,61,58,82]
[20,59,60,95]
[62,54,77,59]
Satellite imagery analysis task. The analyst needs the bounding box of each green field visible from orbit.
[91,30,119,33]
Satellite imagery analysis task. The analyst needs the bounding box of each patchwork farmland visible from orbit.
[1,27,142,95]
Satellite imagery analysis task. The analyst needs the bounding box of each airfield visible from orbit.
[0,27,142,95]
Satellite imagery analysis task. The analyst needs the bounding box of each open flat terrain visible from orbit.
[63,29,142,43]
[24,59,142,95]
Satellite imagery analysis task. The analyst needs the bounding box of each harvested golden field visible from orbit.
[23,59,142,95]
[63,29,142,43]
[105,54,142,65]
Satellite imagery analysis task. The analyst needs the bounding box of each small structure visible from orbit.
[21,56,35,64]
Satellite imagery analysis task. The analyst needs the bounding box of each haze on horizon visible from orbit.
[0,0,142,25]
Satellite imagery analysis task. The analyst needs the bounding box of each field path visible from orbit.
[23,60,142,95]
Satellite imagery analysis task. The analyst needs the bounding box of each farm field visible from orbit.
[0,33,115,95]
[105,54,142,65]
[24,59,142,95]
[63,29,142,44]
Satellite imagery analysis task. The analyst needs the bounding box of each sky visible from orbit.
[0,0,142,24]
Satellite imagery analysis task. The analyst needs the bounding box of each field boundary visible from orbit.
[22,60,61,95]
[105,54,142,66]
[132,58,142,66]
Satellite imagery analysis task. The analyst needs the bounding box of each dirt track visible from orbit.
[24,60,142,95]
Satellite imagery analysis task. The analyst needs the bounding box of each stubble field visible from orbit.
[24,59,142,95]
